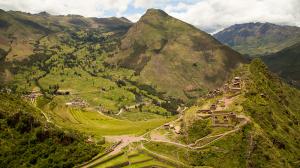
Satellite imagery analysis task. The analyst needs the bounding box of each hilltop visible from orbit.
[214,22,300,57]
[108,9,245,101]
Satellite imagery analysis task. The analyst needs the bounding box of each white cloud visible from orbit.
[132,0,171,9]
[165,0,300,33]
[125,13,143,22]
[0,0,131,17]
[0,0,299,33]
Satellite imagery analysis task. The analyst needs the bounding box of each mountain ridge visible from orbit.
[263,41,300,88]
[214,22,300,56]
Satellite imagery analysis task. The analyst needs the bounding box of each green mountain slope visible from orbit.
[135,60,300,168]
[108,9,245,101]
[154,60,300,168]
[0,9,177,125]
[214,22,300,57]
[0,92,103,167]
[263,42,300,88]
[0,9,131,62]
[241,59,300,167]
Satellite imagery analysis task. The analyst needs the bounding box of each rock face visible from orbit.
[214,22,300,56]
[109,9,245,101]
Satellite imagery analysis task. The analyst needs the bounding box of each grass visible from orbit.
[94,152,128,168]
[126,160,174,168]
[128,153,152,163]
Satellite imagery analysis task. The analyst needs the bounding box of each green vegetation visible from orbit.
[185,119,212,143]
[1,8,300,168]
[43,106,173,137]
[242,59,300,167]
[263,41,300,88]
[0,93,103,167]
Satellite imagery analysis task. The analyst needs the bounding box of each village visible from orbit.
[162,76,243,135]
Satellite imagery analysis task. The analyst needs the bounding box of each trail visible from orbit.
[104,135,145,155]
[149,114,250,150]
[97,107,188,158]
[78,91,250,167]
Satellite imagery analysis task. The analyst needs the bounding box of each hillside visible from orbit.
[0,92,103,167]
[0,9,131,62]
[0,8,178,138]
[138,59,300,168]
[263,42,300,88]
[108,9,245,101]
[214,22,300,57]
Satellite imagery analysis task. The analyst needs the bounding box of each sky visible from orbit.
[0,0,299,33]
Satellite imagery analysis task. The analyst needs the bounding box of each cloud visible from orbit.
[125,13,143,22]
[132,0,171,9]
[165,0,300,33]
[0,0,131,17]
[0,0,299,33]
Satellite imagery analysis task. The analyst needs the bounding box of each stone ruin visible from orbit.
[65,97,88,108]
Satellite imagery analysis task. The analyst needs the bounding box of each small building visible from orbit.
[174,126,181,134]
[210,104,217,110]
[198,109,211,114]
[164,123,170,128]
[65,98,88,108]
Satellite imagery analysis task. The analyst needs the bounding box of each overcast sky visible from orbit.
[0,0,299,33]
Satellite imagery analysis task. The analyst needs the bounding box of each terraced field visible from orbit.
[43,105,174,138]
[84,150,173,168]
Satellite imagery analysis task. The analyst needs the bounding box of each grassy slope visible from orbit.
[143,60,300,168]
[263,42,300,88]
[241,59,300,167]
[214,22,300,57]
[0,92,103,167]
[109,9,245,101]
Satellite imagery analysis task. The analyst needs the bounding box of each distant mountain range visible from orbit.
[214,22,300,57]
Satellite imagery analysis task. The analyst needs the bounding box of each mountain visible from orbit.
[214,22,300,57]
[263,42,300,88]
[108,9,245,101]
[0,9,177,123]
[0,9,132,62]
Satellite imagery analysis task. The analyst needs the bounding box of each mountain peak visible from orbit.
[144,8,168,16]
[141,8,169,20]
[37,11,50,16]
[109,9,245,100]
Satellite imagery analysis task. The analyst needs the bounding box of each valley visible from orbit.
[0,6,300,168]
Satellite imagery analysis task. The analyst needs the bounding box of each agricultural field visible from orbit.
[42,105,174,138]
